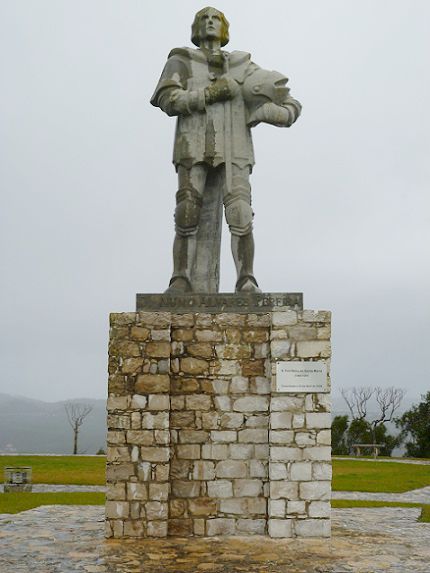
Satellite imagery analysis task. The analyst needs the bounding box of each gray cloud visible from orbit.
[0,0,429,401]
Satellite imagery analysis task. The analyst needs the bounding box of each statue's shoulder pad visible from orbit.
[228,51,251,66]
[167,47,201,61]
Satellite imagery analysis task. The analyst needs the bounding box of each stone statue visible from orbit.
[151,7,301,294]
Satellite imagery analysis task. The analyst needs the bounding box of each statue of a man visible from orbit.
[151,7,301,293]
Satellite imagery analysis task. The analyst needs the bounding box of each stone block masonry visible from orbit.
[106,308,331,539]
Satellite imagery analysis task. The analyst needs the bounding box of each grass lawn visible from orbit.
[0,492,105,514]
[332,459,430,493]
[332,499,430,523]
[420,504,430,522]
[0,455,429,519]
[0,456,106,485]
[333,455,430,462]
[1,492,428,522]
[1,456,429,493]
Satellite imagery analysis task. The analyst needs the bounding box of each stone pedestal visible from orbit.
[106,298,331,539]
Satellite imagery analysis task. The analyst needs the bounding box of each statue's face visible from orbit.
[198,8,222,42]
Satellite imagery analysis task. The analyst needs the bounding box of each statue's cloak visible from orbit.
[151,47,258,170]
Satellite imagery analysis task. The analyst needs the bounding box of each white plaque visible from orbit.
[275,361,328,393]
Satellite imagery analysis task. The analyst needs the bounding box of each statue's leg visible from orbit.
[166,164,207,293]
[224,165,261,293]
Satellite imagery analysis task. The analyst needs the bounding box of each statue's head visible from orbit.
[191,7,229,47]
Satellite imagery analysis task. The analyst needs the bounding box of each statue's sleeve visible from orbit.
[281,93,302,125]
[150,54,206,117]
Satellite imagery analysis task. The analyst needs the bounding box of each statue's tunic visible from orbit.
[151,47,258,171]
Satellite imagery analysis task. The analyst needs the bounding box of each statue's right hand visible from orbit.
[204,77,239,105]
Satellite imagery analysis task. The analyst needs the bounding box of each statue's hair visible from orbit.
[191,7,229,47]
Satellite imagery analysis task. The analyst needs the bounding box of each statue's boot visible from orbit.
[232,232,262,293]
[165,234,196,293]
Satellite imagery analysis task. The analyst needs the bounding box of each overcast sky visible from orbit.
[0,0,429,403]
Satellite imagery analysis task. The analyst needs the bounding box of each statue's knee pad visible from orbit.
[174,186,202,236]
[224,178,253,236]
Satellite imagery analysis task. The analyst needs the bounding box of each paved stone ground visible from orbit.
[0,484,106,493]
[0,505,429,573]
[333,485,430,504]
[335,457,430,466]
[3,482,430,504]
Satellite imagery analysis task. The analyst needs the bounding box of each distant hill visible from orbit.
[0,393,106,454]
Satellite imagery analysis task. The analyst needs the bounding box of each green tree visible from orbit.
[347,418,372,446]
[396,392,430,458]
[345,418,400,456]
[373,423,400,456]
[332,415,349,455]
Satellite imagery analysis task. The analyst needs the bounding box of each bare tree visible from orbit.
[370,386,405,443]
[341,385,405,452]
[341,387,374,421]
[65,402,93,455]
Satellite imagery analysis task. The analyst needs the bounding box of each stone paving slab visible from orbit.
[334,457,430,466]
[333,485,430,504]
[2,482,429,504]
[3,482,430,504]
[0,484,106,493]
[0,505,429,572]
